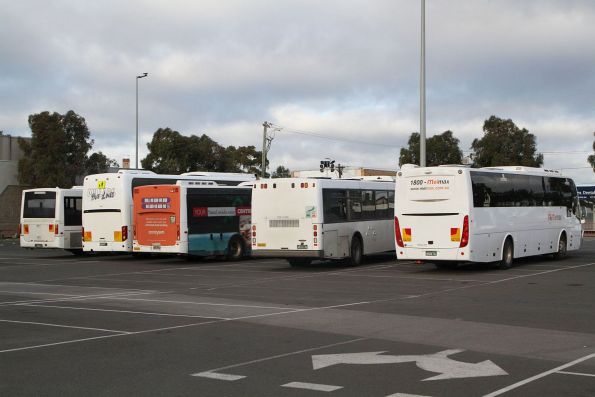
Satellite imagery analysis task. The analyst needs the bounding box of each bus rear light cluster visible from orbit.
[48,224,59,235]
[260,183,268,189]
[313,224,318,246]
[114,226,128,242]
[83,228,92,242]
[394,216,404,247]
[460,215,469,248]
[252,225,256,246]
[176,226,180,241]
[23,224,29,235]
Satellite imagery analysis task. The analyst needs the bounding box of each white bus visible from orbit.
[20,187,84,254]
[132,180,252,259]
[394,165,583,269]
[82,170,255,253]
[251,177,395,266]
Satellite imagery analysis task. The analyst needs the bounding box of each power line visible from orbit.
[277,127,401,148]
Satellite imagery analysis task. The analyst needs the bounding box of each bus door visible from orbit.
[21,191,58,245]
[134,185,180,250]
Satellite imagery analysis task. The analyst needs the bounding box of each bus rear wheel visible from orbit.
[287,258,312,267]
[346,236,363,266]
[498,239,513,269]
[226,236,244,261]
[552,234,567,260]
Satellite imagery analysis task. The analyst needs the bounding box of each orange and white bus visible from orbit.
[82,170,254,253]
[133,180,253,259]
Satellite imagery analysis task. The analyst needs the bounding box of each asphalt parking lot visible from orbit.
[1,239,594,396]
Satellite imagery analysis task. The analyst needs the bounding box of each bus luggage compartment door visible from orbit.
[323,230,338,258]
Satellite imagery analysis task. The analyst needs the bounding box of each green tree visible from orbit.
[141,128,264,174]
[18,111,71,188]
[399,130,463,166]
[588,132,595,171]
[86,152,118,174]
[471,116,543,167]
[272,165,291,178]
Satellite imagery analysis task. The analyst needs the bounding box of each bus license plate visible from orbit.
[100,242,107,246]
[425,251,437,257]
[35,244,43,248]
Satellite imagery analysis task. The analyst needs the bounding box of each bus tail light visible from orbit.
[394,216,404,247]
[24,224,29,234]
[252,225,256,246]
[313,224,318,246]
[114,226,128,242]
[49,224,54,233]
[403,228,412,242]
[54,224,59,235]
[460,215,469,248]
[83,228,92,242]
[450,228,461,242]
[177,225,180,241]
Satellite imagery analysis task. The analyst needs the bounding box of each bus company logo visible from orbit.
[236,206,251,216]
[193,207,208,217]
[548,213,562,221]
[87,188,115,201]
[425,179,450,185]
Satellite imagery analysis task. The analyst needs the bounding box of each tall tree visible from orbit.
[588,131,595,171]
[399,130,463,166]
[141,128,264,174]
[272,165,291,178]
[471,116,543,167]
[19,111,71,187]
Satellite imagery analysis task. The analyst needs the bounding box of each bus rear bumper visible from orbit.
[252,249,324,258]
[396,247,470,261]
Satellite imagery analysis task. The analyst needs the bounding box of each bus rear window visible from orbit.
[23,191,56,218]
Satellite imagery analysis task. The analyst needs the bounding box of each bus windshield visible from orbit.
[23,191,56,218]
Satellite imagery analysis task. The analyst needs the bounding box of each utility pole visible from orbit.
[261,121,272,178]
[420,0,426,167]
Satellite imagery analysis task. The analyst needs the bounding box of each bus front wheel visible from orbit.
[499,239,513,269]
[226,236,244,261]
[552,234,567,260]
[347,236,363,266]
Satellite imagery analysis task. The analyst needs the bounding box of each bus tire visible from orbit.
[287,258,312,267]
[226,236,244,261]
[552,233,567,260]
[499,238,513,269]
[347,235,363,266]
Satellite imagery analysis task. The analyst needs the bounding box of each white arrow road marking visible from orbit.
[192,371,246,381]
[282,382,343,392]
[312,349,508,381]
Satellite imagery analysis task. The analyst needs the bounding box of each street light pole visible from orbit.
[420,0,426,167]
[136,72,148,169]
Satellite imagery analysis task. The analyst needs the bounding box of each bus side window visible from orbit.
[375,191,389,219]
[348,190,362,221]
[361,190,375,220]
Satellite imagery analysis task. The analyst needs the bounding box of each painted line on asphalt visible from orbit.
[557,370,595,378]
[192,371,246,381]
[282,382,342,392]
[0,318,131,334]
[21,304,231,320]
[483,352,595,397]
[0,290,78,297]
[191,337,365,376]
[386,393,432,397]
[1,289,159,307]
[100,296,300,311]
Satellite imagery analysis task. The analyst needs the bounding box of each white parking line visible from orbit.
[0,290,78,296]
[282,382,342,392]
[100,297,299,311]
[557,370,595,378]
[483,352,595,396]
[0,318,130,334]
[193,371,246,381]
[191,337,365,377]
[21,304,231,320]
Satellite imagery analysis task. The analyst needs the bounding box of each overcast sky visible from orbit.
[1,0,594,183]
